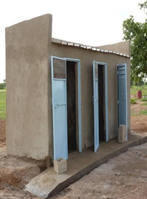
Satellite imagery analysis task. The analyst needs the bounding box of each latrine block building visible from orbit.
[6,14,130,171]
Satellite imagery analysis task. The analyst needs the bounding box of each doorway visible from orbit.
[51,56,82,161]
[117,64,128,139]
[98,65,105,142]
[67,61,77,152]
[93,61,108,152]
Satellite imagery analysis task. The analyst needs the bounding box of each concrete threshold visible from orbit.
[25,133,147,198]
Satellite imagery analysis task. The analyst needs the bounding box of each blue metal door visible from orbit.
[104,64,109,142]
[117,64,128,128]
[77,61,82,152]
[93,61,99,152]
[51,57,68,160]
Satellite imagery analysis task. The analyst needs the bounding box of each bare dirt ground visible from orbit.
[0,120,43,199]
[0,100,147,199]
[0,145,43,199]
[53,143,147,199]
[131,100,147,133]
[0,120,6,147]
[131,115,147,132]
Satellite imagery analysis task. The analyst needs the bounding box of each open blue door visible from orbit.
[93,61,99,152]
[117,64,128,135]
[51,57,68,160]
[104,64,109,142]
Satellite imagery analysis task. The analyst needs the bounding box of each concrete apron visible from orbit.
[25,133,147,198]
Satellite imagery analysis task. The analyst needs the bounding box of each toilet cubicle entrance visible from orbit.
[93,61,109,152]
[51,56,82,161]
[117,63,128,139]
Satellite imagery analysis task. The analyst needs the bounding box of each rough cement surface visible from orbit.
[52,143,147,199]
[25,134,146,198]
[6,14,51,160]
[25,167,69,198]
[49,41,130,151]
[118,125,127,143]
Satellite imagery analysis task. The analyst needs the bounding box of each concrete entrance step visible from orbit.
[25,133,147,198]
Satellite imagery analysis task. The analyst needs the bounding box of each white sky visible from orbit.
[0,0,146,82]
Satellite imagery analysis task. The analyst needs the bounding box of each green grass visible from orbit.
[142,98,147,102]
[130,98,137,104]
[131,85,147,97]
[0,89,6,120]
[139,110,147,115]
[142,102,147,106]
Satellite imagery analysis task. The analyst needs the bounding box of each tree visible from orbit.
[123,1,147,84]
[139,1,147,12]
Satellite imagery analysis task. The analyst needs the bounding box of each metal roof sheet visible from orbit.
[51,38,130,58]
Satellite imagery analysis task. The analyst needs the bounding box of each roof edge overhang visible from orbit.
[51,38,130,58]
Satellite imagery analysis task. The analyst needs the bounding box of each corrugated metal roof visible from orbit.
[51,38,130,58]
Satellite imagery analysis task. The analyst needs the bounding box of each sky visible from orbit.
[0,0,146,82]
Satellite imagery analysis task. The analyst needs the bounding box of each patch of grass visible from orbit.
[131,113,139,116]
[139,110,147,115]
[0,83,6,89]
[142,98,147,102]
[0,89,6,119]
[131,85,147,97]
[142,102,147,106]
[130,98,137,104]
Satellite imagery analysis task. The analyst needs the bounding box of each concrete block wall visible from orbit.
[6,14,52,160]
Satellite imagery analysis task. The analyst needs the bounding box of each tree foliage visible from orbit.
[123,1,147,84]
[139,1,147,11]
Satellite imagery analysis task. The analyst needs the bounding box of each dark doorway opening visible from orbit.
[98,64,105,142]
[67,61,77,152]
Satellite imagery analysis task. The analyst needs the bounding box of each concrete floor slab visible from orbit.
[25,133,147,198]
[53,142,147,199]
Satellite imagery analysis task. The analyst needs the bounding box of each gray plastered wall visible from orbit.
[6,14,130,160]
[98,41,130,56]
[48,44,130,154]
[6,14,52,160]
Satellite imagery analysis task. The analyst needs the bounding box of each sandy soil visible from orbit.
[131,115,147,132]
[131,100,147,133]
[1,143,147,199]
[0,145,42,199]
[53,143,147,199]
[0,120,45,199]
[0,120,6,147]
[0,101,146,198]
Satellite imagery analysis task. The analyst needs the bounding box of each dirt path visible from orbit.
[53,143,147,199]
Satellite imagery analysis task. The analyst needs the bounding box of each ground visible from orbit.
[0,147,41,199]
[0,119,5,147]
[131,100,147,133]
[0,90,44,198]
[0,144,47,199]
[0,87,147,198]
[52,143,147,199]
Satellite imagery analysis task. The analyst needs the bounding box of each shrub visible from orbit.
[130,98,137,104]
[0,83,6,89]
